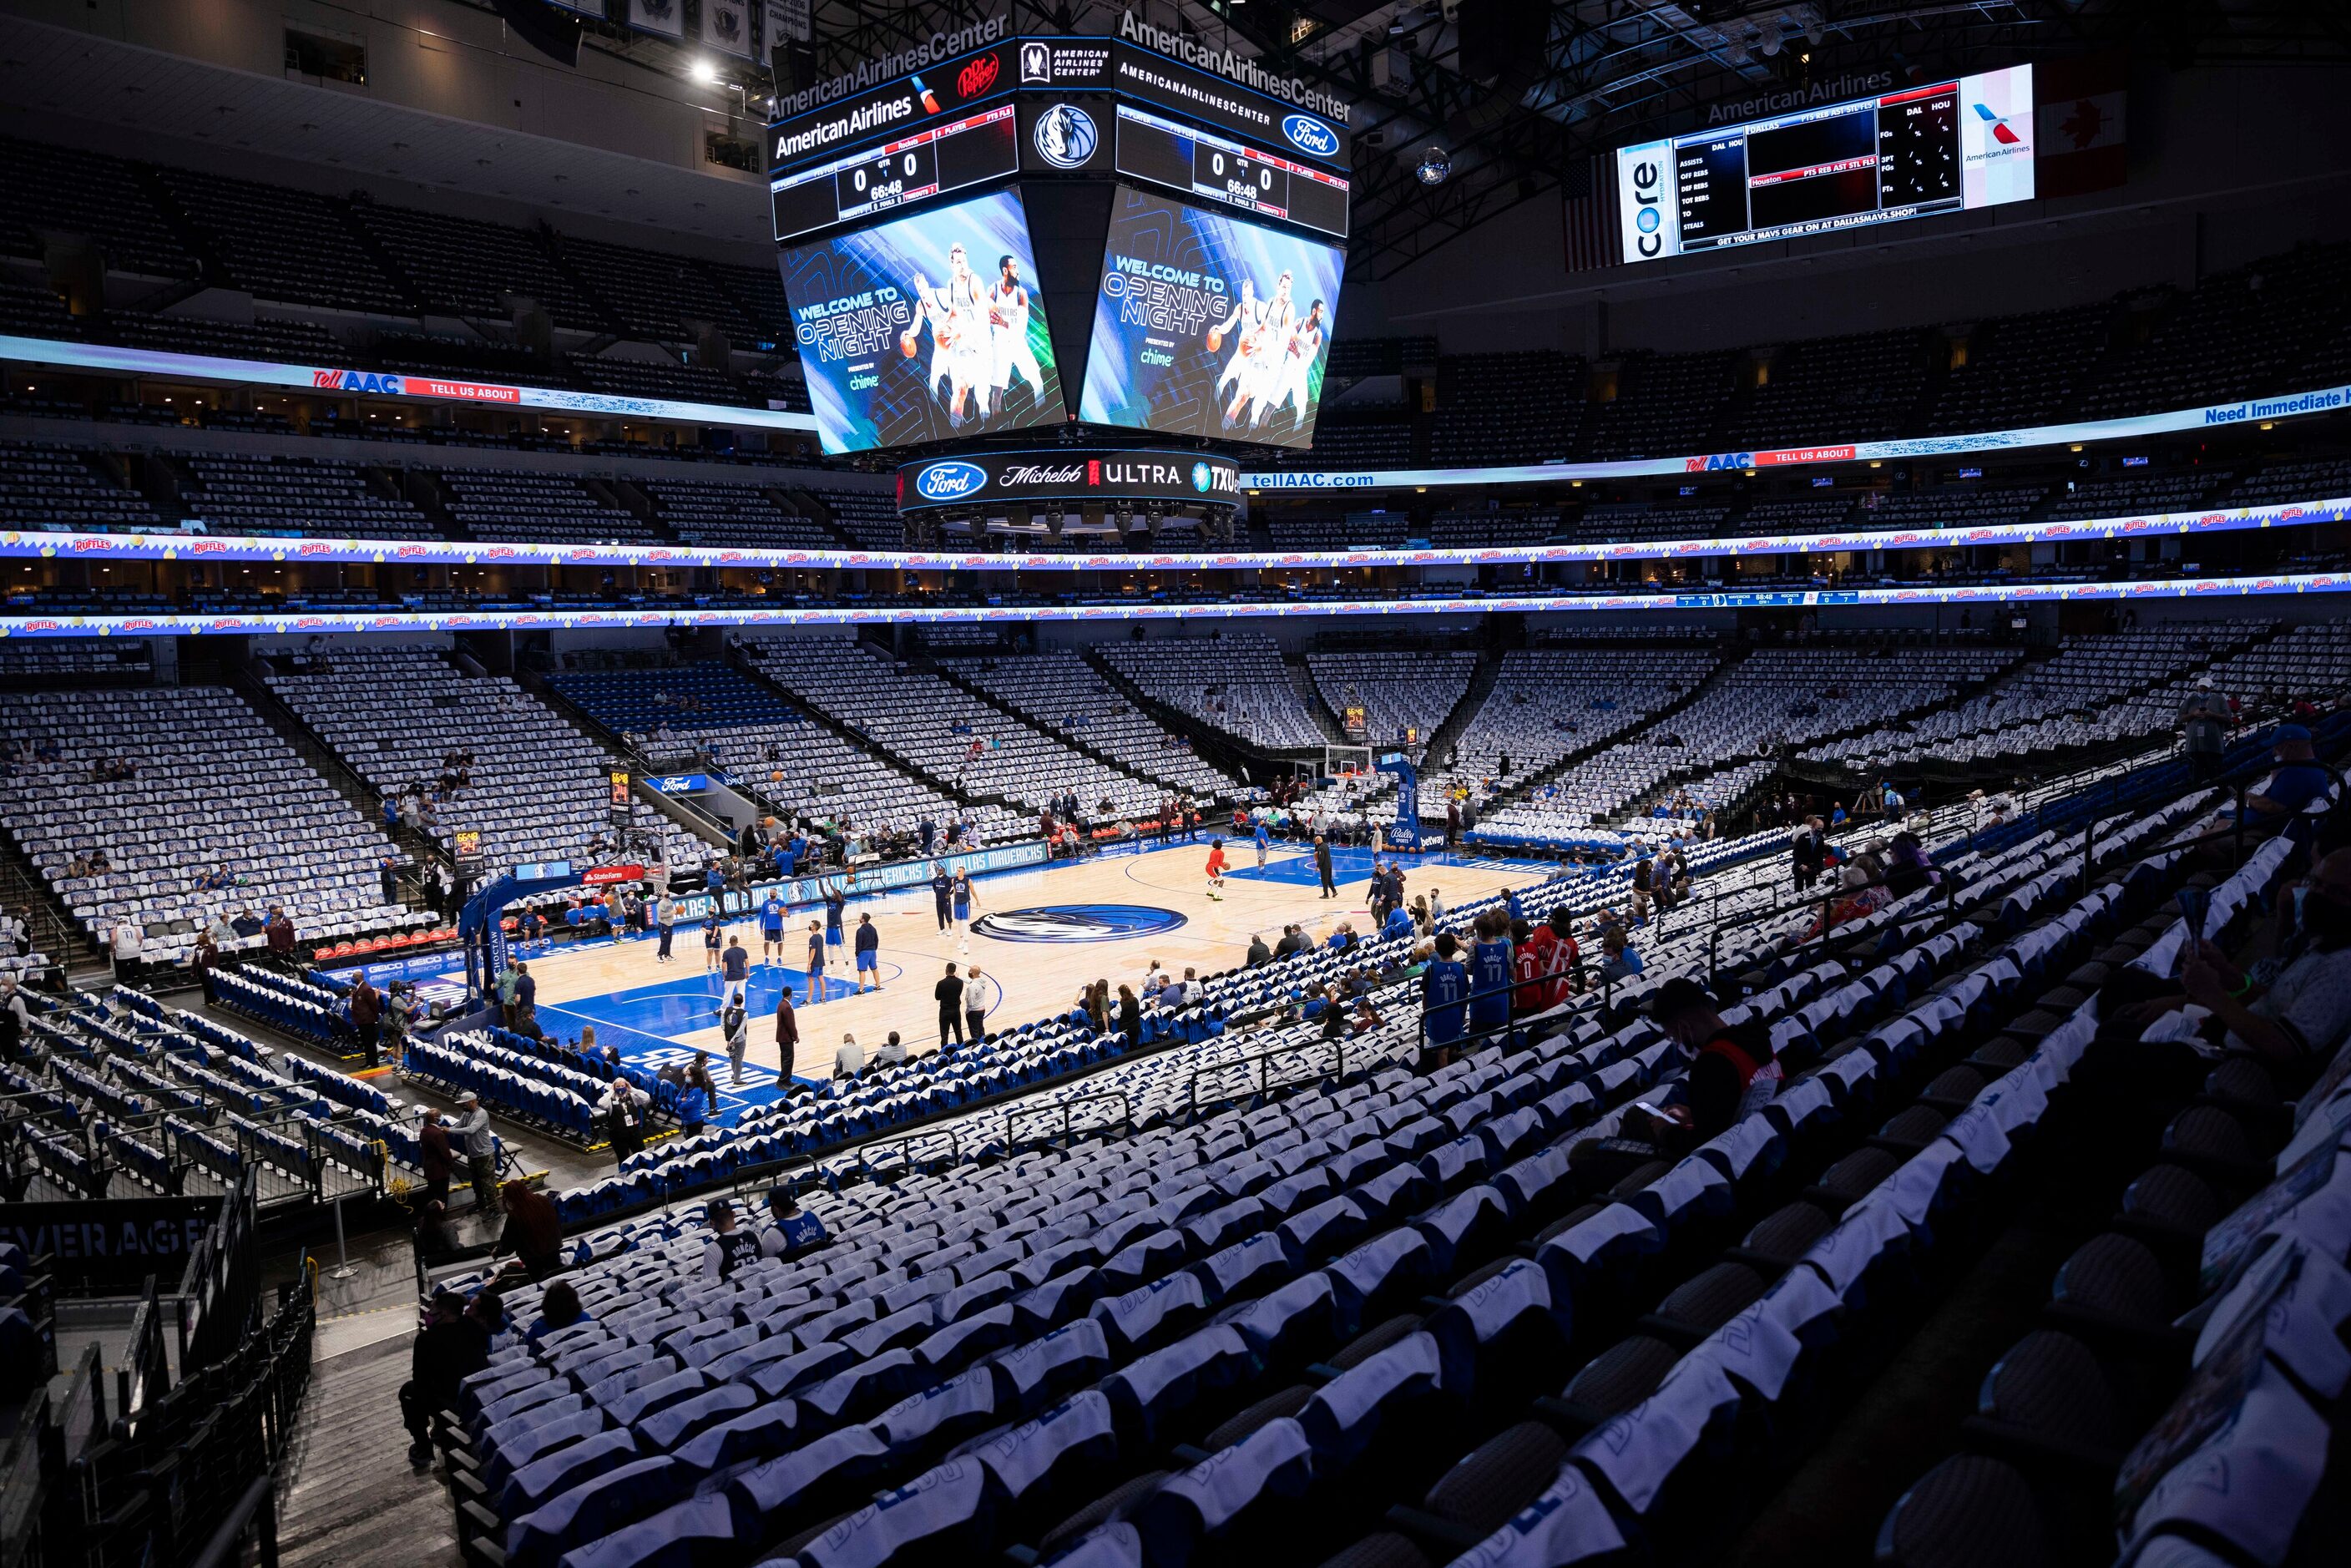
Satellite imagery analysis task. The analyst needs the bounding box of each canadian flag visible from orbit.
[2035,53,2127,197]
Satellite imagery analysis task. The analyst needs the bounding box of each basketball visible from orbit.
[899,325,920,357]
[1206,325,1225,353]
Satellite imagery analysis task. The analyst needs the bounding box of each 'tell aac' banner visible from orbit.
[1079,185,1342,448]
[782,186,1067,454]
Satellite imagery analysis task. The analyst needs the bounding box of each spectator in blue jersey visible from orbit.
[677,1067,710,1136]
[2243,726,2336,824]
[1421,931,1470,1070]
[759,893,786,964]
[758,1187,830,1260]
[700,1200,759,1281]
[1467,910,1514,1040]
[1383,901,1416,942]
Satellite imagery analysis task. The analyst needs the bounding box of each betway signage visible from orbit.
[896,448,1242,510]
[13,570,2351,641]
[13,490,2349,572]
[0,336,818,434]
[1241,381,2351,491]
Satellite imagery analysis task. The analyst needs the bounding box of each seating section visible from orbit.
[2079,243,2351,418]
[1427,646,1722,811]
[804,486,903,549]
[106,311,345,362]
[1926,302,2114,432]
[0,686,417,959]
[741,639,1167,819]
[179,453,437,539]
[1309,652,1476,750]
[2040,471,2220,523]
[346,201,607,331]
[1583,350,1739,460]
[1424,508,1560,546]
[407,748,2273,1568]
[265,645,703,870]
[638,478,839,551]
[1726,328,1928,448]
[156,166,404,313]
[1818,620,2274,772]
[0,440,164,534]
[0,136,196,278]
[1482,645,2016,838]
[1432,352,1585,465]
[547,660,1019,845]
[941,652,1244,799]
[1100,634,1331,751]
[553,235,748,344]
[440,471,654,544]
[7,984,420,1205]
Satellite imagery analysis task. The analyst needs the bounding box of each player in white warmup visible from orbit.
[1262,297,1327,432]
[910,243,991,426]
[1212,271,1297,429]
[987,255,1044,421]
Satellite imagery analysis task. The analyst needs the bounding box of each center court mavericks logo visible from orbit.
[1034,104,1098,168]
[972,903,1188,943]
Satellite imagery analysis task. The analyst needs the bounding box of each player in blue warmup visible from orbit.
[822,877,847,962]
[759,893,786,965]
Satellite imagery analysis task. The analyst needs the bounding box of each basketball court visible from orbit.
[336,840,1556,1125]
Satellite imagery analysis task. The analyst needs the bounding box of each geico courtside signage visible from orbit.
[13,491,2348,573]
[13,570,2351,639]
[895,448,1241,509]
[0,336,820,433]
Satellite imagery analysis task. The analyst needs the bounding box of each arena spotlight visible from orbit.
[1415,145,1452,185]
[689,58,720,84]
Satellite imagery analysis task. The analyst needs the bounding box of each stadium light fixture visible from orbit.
[690,58,719,84]
[1415,145,1452,185]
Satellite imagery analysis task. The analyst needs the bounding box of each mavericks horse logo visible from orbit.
[973,904,1188,942]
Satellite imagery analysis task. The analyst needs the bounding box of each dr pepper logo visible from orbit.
[958,53,999,99]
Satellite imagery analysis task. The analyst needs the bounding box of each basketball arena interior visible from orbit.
[4,2,2351,1565]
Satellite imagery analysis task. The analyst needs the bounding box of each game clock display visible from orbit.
[781,187,1067,455]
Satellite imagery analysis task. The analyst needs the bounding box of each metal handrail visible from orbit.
[1186,1035,1354,1119]
[1006,1088,1132,1151]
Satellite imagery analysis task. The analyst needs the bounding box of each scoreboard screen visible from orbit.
[1113,104,1348,239]
[771,105,1019,242]
[1617,63,2034,262]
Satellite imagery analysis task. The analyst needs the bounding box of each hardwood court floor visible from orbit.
[513,842,1547,1082]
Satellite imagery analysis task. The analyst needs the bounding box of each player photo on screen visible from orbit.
[1079,185,1342,448]
[781,187,1065,454]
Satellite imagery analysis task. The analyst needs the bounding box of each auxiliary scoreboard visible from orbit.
[771,105,1019,243]
[1112,103,1348,239]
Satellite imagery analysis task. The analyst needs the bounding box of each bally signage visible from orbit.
[897,449,1241,510]
[3,1198,215,1287]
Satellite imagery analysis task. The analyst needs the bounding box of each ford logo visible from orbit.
[1283,114,1338,158]
[914,461,987,501]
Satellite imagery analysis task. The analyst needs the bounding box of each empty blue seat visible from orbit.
[507,1455,690,1568]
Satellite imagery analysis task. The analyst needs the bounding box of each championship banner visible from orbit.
[12,490,2348,573]
[9,569,2351,640]
[624,0,683,40]
[700,0,757,61]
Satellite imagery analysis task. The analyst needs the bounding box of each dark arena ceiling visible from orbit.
[544,0,2351,278]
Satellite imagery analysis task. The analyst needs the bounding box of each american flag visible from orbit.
[1560,154,1623,276]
